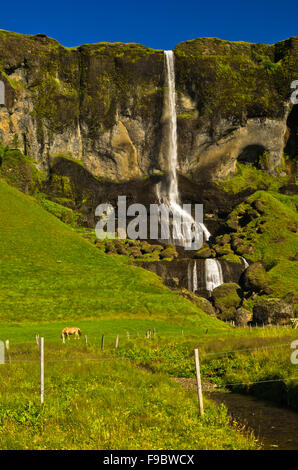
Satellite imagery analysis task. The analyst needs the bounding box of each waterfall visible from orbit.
[193,260,198,293]
[205,258,223,294]
[241,257,249,269]
[157,50,210,249]
[187,260,198,292]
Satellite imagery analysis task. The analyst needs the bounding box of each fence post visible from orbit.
[101,334,105,351]
[36,334,39,346]
[85,335,88,345]
[5,340,9,351]
[194,349,204,416]
[0,341,4,364]
[40,337,44,404]
[115,335,119,349]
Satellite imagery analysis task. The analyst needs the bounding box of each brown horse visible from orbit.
[61,327,82,341]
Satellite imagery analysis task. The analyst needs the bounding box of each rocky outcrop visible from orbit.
[241,262,272,295]
[212,282,242,319]
[0,31,297,183]
[253,298,294,324]
[235,307,253,326]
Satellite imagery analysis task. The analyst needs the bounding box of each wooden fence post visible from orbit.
[101,334,105,351]
[40,337,44,404]
[0,341,4,364]
[5,340,9,351]
[85,335,88,345]
[36,334,39,346]
[194,349,204,416]
[115,335,119,349]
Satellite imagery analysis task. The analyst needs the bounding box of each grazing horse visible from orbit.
[61,327,82,341]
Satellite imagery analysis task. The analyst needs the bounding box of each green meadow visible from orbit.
[0,173,297,450]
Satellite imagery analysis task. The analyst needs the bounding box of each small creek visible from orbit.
[208,391,298,450]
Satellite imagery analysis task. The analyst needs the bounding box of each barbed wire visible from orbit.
[1,373,298,396]
[2,339,296,363]
[201,342,293,357]
[212,374,298,389]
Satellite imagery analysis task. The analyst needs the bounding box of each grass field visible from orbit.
[0,342,258,450]
[0,176,297,450]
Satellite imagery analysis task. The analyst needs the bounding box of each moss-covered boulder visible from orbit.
[194,243,213,259]
[235,307,253,326]
[159,245,178,260]
[178,289,216,316]
[212,282,242,319]
[253,298,294,325]
[242,262,272,294]
[195,296,217,316]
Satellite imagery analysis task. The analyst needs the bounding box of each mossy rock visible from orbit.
[127,247,143,258]
[221,253,243,264]
[194,243,213,259]
[242,262,272,294]
[253,297,294,325]
[0,144,46,194]
[212,282,242,319]
[195,296,216,316]
[177,289,215,315]
[235,307,253,326]
[160,246,178,260]
[213,243,233,256]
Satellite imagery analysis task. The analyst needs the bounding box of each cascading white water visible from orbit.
[241,257,249,269]
[160,51,225,296]
[193,260,198,293]
[205,258,223,294]
[187,260,198,292]
[158,51,210,248]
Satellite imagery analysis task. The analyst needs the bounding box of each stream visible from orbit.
[208,391,298,450]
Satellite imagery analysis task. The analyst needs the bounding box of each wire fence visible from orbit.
[0,332,297,404]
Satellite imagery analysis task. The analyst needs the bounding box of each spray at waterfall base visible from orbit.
[94,196,208,251]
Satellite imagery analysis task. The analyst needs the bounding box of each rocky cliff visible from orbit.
[0,30,297,182]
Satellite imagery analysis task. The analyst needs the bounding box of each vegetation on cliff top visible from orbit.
[174,36,298,122]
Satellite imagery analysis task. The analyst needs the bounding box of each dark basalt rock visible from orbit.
[253,298,294,325]
[241,262,272,295]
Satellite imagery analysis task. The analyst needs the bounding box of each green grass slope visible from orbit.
[0,181,226,331]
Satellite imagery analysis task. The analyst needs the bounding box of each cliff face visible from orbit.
[0,30,297,182]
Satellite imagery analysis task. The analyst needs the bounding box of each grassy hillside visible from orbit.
[0,181,226,331]
[0,344,256,450]
[217,164,298,299]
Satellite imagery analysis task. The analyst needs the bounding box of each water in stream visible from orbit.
[209,391,298,450]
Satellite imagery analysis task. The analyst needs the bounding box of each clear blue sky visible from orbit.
[1,0,297,49]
